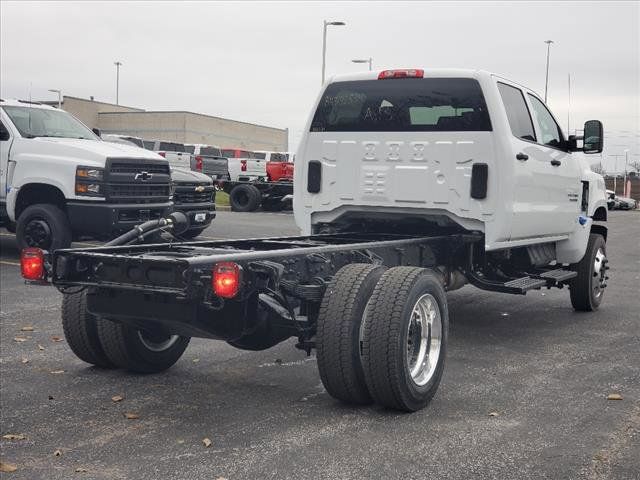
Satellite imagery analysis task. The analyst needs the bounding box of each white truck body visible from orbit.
[294,69,607,264]
[221,149,267,182]
[0,100,171,249]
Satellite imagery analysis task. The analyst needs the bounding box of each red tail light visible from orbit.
[378,69,424,79]
[21,248,45,281]
[240,160,247,172]
[158,151,166,158]
[213,262,241,298]
[195,155,203,171]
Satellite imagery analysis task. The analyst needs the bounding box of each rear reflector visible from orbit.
[21,248,45,281]
[378,69,424,79]
[212,262,241,298]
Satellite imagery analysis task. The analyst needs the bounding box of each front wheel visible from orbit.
[16,203,72,251]
[570,234,608,311]
[361,267,448,412]
[96,319,190,373]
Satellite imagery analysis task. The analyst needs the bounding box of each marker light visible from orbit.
[378,69,424,79]
[21,248,45,281]
[213,262,241,298]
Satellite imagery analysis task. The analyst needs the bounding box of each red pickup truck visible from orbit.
[255,151,294,182]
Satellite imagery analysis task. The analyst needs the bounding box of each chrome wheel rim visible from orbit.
[593,248,607,299]
[406,294,442,387]
[137,331,179,352]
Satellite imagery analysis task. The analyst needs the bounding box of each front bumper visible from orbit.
[172,202,216,230]
[67,200,173,239]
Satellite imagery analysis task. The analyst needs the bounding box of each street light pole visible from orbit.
[351,57,373,71]
[114,61,123,105]
[48,89,61,109]
[322,20,346,84]
[544,40,553,103]
[609,154,624,193]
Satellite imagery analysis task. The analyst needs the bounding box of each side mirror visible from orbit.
[583,120,603,154]
[92,128,101,138]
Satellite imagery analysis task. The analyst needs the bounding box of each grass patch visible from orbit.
[216,190,229,206]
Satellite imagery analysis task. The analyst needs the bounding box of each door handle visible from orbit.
[550,159,561,166]
[516,152,528,161]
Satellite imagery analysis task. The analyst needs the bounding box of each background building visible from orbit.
[49,96,288,151]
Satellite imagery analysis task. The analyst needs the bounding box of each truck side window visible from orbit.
[527,94,564,149]
[497,82,536,142]
[0,121,10,141]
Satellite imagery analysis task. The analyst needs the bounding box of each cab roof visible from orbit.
[326,68,493,84]
[0,98,59,110]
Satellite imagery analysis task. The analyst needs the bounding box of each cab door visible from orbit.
[497,81,578,240]
[0,118,13,204]
[523,93,580,235]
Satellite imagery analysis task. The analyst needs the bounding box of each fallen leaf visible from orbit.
[50,370,65,375]
[75,467,88,473]
[51,336,63,342]
[20,326,34,332]
[13,337,28,343]
[37,344,45,351]
[607,393,623,401]
[177,439,185,444]
[488,411,499,417]
[111,395,124,403]
[48,395,54,400]
[202,438,212,448]
[0,462,18,473]
[2,434,26,440]
[124,413,139,420]
[21,358,29,364]
[192,358,200,363]
[54,449,62,457]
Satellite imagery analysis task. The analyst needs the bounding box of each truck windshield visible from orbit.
[311,78,492,132]
[2,106,97,140]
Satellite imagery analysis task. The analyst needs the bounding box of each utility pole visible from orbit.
[544,40,554,103]
[114,61,122,105]
[567,73,571,134]
[322,21,346,84]
[608,154,624,193]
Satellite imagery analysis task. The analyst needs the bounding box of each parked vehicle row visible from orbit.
[0,100,215,250]
[606,189,637,210]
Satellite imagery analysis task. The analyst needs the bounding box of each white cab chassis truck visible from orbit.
[0,100,172,250]
[24,69,608,413]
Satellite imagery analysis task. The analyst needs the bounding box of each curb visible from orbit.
[216,205,231,211]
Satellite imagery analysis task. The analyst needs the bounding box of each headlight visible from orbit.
[76,166,104,180]
[76,166,105,196]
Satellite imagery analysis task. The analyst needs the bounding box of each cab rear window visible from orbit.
[310,78,492,132]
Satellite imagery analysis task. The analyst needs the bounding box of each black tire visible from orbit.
[570,234,608,312]
[180,227,207,240]
[261,198,283,212]
[96,319,190,373]
[362,267,448,412]
[16,203,72,251]
[61,292,115,368]
[316,263,387,405]
[230,185,261,212]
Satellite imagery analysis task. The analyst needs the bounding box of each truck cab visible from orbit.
[0,99,171,250]
[294,68,607,265]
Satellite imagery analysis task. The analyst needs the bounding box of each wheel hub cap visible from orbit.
[24,219,52,249]
[137,331,179,352]
[406,294,442,387]
[593,248,608,299]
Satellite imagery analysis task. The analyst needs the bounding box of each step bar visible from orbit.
[466,268,577,295]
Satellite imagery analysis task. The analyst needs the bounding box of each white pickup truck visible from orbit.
[26,68,608,414]
[0,99,172,250]
[221,148,267,182]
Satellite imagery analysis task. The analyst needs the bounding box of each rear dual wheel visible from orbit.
[230,184,261,212]
[61,291,189,373]
[317,265,448,412]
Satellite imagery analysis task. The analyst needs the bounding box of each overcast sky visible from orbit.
[1,1,638,170]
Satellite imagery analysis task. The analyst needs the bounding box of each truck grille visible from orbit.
[105,158,171,204]
[109,162,170,175]
[173,183,214,204]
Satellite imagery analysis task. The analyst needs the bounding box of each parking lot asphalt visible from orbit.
[0,210,639,480]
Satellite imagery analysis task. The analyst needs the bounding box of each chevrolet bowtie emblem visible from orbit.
[134,171,153,181]
[195,185,205,192]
